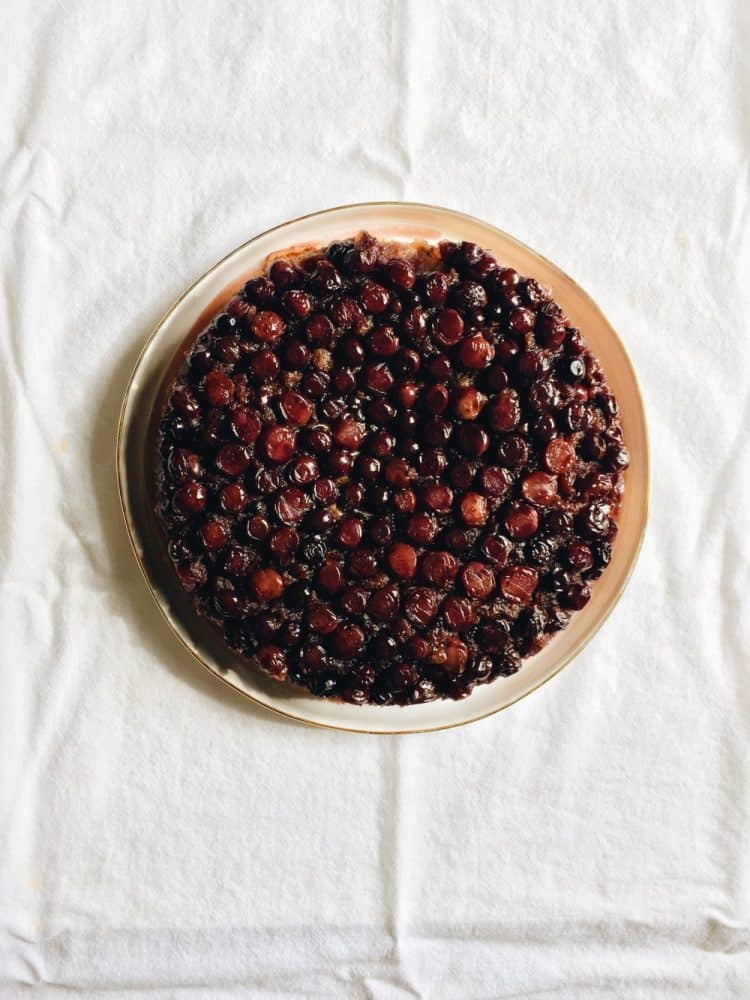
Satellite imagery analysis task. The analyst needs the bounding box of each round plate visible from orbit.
[117,202,649,734]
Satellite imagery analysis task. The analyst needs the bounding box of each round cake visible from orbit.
[155,233,628,704]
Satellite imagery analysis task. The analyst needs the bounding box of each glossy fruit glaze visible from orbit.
[156,233,628,704]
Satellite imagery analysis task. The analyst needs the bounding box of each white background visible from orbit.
[1,1,749,996]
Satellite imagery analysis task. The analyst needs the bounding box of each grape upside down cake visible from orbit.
[156,233,628,705]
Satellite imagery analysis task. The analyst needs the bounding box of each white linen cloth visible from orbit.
[1,1,749,996]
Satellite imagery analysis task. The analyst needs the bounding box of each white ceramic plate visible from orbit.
[117,202,649,734]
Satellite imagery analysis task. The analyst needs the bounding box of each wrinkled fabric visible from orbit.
[1,1,749,997]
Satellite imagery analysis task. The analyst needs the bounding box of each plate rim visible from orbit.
[116,200,651,735]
